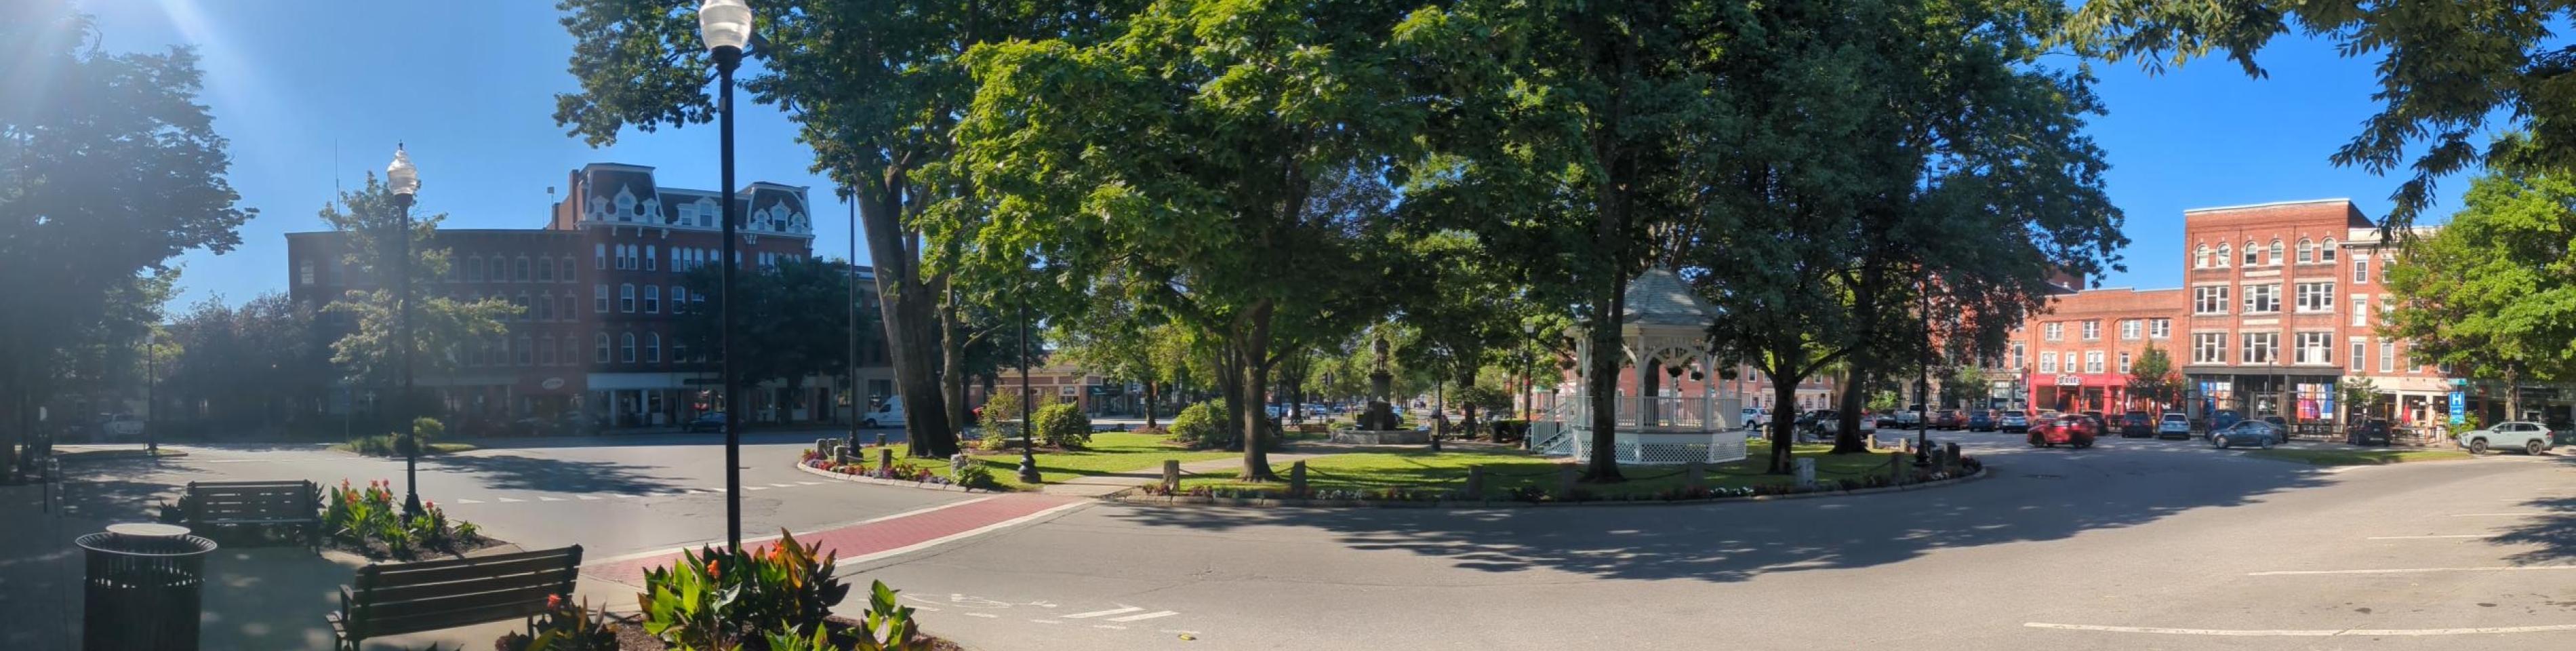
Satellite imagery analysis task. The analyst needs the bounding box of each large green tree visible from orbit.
[938,0,1422,480]
[676,257,871,416]
[159,293,334,427]
[317,176,519,393]
[2065,1,2576,226]
[554,0,1135,456]
[1,1,256,458]
[2383,139,2576,419]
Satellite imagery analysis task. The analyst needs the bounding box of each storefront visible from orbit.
[2026,372,2129,414]
[2181,368,2343,435]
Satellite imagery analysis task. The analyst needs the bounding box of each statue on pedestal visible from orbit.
[1359,335,1401,431]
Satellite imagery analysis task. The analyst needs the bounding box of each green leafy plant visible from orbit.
[640,530,853,649]
[499,595,619,651]
[845,580,922,651]
[731,530,852,639]
[1030,403,1092,450]
[1169,400,1228,450]
[639,546,738,651]
[950,461,999,490]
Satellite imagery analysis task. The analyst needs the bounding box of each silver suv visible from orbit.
[2457,421,2558,455]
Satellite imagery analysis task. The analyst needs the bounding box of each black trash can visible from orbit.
[77,524,216,651]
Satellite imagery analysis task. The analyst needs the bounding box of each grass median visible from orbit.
[2245,448,2474,466]
[966,431,1236,491]
[1177,439,1908,499]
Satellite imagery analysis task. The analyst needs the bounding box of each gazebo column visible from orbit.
[1638,358,1659,427]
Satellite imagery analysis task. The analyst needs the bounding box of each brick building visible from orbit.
[2007,287,2183,413]
[288,162,892,431]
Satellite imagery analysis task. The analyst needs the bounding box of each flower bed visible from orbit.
[492,530,964,650]
[321,479,503,560]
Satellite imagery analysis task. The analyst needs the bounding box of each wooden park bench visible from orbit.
[329,545,584,650]
[184,479,321,545]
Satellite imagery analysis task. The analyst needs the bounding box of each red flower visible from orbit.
[705,559,720,578]
[546,594,563,609]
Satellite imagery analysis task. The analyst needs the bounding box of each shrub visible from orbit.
[1031,403,1092,450]
[641,529,852,648]
[343,433,398,456]
[979,391,1025,434]
[411,416,444,446]
[1169,401,1228,450]
[498,595,618,651]
[321,479,479,558]
[950,460,999,490]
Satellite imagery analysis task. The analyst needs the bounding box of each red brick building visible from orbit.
[2007,287,2183,413]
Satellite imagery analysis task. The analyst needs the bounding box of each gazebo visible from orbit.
[1531,268,1749,465]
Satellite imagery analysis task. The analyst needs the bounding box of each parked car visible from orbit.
[96,413,145,442]
[2028,414,2097,448]
[2455,421,2558,455]
[2209,420,2282,450]
[861,397,908,429]
[2209,409,2244,431]
[1931,410,1965,430]
[1895,409,1924,428]
[2260,414,2288,429]
[1997,410,2029,433]
[2118,411,2153,438]
[1874,412,1904,429]
[2346,418,2392,446]
[1965,411,1995,432]
[1740,407,1769,430]
[685,412,728,433]
[2156,413,2192,439]
[1799,410,1864,439]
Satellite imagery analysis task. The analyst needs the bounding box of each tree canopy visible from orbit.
[2382,138,2576,397]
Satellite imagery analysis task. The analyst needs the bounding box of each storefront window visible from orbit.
[2295,382,2335,421]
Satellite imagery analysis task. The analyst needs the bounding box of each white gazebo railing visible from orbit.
[1527,267,1748,466]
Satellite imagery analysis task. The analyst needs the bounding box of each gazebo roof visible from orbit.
[1622,267,1716,328]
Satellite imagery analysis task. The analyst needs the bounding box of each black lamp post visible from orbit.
[846,191,860,454]
[1916,274,1932,466]
[1522,322,1538,422]
[386,145,424,519]
[699,0,752,550]
[1016,294,1040,484]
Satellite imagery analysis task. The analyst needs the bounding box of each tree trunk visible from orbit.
[1584,272,1628,482]
[1832,365,1873,454]
[1767,368,1804,474]
[1232,300,1280,481]
[1144,378,1160,429]
[854,179,956,457]
[938,288,972,435]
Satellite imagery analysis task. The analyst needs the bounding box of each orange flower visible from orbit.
[547,594,563,609]
[705,559,720,578]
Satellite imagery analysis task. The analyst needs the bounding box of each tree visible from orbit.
[1388,231,1530,436]
[676,257,868,416]
[1939,366,1992,409]
[317,176,519,402]
[2339,376,2381,420]
[2382,140,2576,420]
[939,0,1424,480]
[0,1,256,459]
[554,0,1135,457]
[160,294,334,426]
[2064,1,2576,226]
[2127,342,2182,410]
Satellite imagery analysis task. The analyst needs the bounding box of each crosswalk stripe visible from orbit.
[1062,607,1142,619]
[1105,610,1178,623]
[578,495,602,500]
[768,483,795,488]
[540,496,566,502]
[454,498,483,505]
[747,486,769,491]
[796,481,824,486]
[497,497,525,503]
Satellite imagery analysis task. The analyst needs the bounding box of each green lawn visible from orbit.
[2246,448,2474,466]
[964,432,1236,491]
[333,439,481,456]
[1177,440,1909,499]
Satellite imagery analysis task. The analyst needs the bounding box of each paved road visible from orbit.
[849,433,2576,651]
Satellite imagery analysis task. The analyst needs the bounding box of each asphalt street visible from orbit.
[52,429,2576,651]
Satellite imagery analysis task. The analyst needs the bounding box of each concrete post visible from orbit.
[878,448,895,474]
[1794,458,1816,490]
[1466,465,1485,500]
[874,433,888,448]
[1556,465,1579,501]
[1161,459,1180,493]
[1289,461,1308,496]
[1888,452,1907,486]
[831,444,850,465]
[1685,461,1707,493]
[1942,442,1961,473]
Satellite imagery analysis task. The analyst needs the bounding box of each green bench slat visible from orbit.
[336,545,584,647]
[357,566,578,604]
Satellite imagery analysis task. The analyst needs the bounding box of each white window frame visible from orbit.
[2082,321,2100,340]
[594,284,609,313]
[2195,285,2231,315]
[2038,352,2058,374]
[2148,318,2171,339]
[2044,322,2063,341]
[2350,341,2367,372]
[2194,332,2227,364]
[2216,243,2232,268]
[2351,295,2369,327]
[620,283,636,313]
[2294,332,2331,365]
[2297,238,2316,264]
[595,333,610,363]
[2085,351,2105,374]
[644,245,658,271]
[2118,351,2132,374]
[2268,239,2284,265]
[2379,340,2396,373]
[2120,319,2140,340]
[647,332,661,363]
[2242,283,2280,314]
[621,333,637,363]
[2294,282,2335,313]
[643,285,660,313]
[2241,332,2277,365]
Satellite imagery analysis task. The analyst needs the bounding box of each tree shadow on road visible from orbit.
[1103,443,2339,583]
[424,452,687,494]
[2491,456,2576,564]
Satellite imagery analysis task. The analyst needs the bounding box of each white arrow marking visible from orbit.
[1061,606,1142,619]
[962,612,998,618]
[1106,610,1178,623]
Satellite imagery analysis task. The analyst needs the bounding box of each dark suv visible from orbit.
[2118,411,2153,438]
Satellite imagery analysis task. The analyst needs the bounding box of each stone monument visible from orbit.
[1337,334,1427,444]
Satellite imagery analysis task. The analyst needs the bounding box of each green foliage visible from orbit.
[979,390,1026,436]
[343,434,400,456]
[2127,343,2183,407]
[321,479,477,558]
[2064,1,2576,227]
[847,581,923,651]
[411,417,444,445]
[1455,384,1510,415]
[500,597,618,651]
[1169,401,1230,450]
[2382,142,2576,388]
[317,176,519,388]
[639,530,852,649]
[950,460,999,490]
[637,547,735,651]
[158,294,333,427]
[1938,367,1992,408]
[676,258,870,394]
[1031,403,1093,450]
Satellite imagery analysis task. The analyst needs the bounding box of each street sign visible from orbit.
[2448,390,2466,425]
[2055,374,2082,387]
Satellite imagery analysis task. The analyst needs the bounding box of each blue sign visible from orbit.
[2448,391,2467,425]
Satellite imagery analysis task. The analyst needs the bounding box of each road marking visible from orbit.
[497,497,525,503]
[539,496,566,502]
[769,483,795,488]
[1030,620,1063,625]
[584,497,1003,566]
[1105,610,1178,623]
[578,495,601,500]
[962,612,997,618]
[454,498,483,505]
[2249,565,2576,576]
[2027,622,2576,637]
[797,481,824,486]
[2367,534,2492,540]
[746,486,769,491]
[1061,606,1143,619]
[1093,625,1127,630]
[911,605,940,612]
[2449,513,2537,517]
[839,499,1084,566]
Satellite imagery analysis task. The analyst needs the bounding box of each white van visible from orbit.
[862,397,907,429]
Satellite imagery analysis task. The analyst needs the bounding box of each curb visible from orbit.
[792,460,999,494]
[52,449,190,463]
[1108,465,1994,509]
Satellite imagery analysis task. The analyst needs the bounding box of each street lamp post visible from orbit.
[1916,274,1931,466]
[846,191,860,454]
[1522,322,1537,423]
[1016,294,1040,484]
[699,0,752,550]
[386,145,423,519]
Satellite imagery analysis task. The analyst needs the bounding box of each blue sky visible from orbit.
[87,1,2466,311]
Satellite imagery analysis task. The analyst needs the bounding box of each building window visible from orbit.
[2194,332,2228,364]
[561,258,577,282]
[2038,352,2058,374]
[2085,351,2104,374]
[515,293,532,321]
[2196,245,2210,269]
[675,338,689,363]
[2350,341,2366,372]
[2044,322,2063,341]
[466,256,485,281]
[2379,340,2396,372]
[2081,321,2100,340]
[643,285,661,313]
[2294,332,2331,364]
[2216,243,2231,268]
[647,332,661,362]
[2120,319,2140,340]
[2297,237,2316,264]
[670,285,686,313]
[538,336,555,366]
[2149,318,2171,339]
[595,284,610,313]
[595,243,607,270]
[299,260,315,285]
[621,333,637,363]
[517,335,534,366]
[2242,283,2280,314]
[536,293,555,321]
[2322,239,2337,261]
[537,257,555,282]
[2194,286,2230,315]
[2243,241,2259,266]
[2353,258,2369,283]
[560,296,577,322]
[491,257,507,283]
[2351,295,2368,327]
[645,245,658,271]
[2293,282,2335,313]
[515,256,531,281]
[2009,342,2024,369]
[2268,239,2283,265]
[595,332,611,363]
[2118,351,2133,373]
[619,283,637,312]
[2240,332,2278,364]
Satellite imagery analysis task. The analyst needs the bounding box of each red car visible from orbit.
[1932,410,1966,430]
[2028,414,2098,448]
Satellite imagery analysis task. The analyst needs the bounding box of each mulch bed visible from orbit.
[592,616,964,651]
[325,532,510,562]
